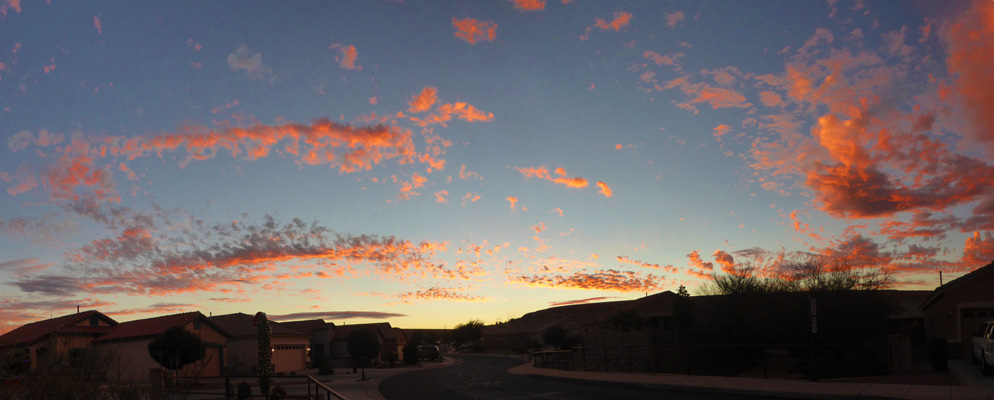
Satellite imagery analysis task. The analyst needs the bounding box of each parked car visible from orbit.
[972,320,994,375]
[418,345,441,361]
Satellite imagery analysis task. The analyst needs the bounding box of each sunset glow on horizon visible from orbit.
[2,0,993,332]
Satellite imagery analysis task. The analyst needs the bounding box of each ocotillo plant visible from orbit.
[254,312,274,396]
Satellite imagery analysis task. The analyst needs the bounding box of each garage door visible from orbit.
[272,344,306,373]
[961,308,994,357]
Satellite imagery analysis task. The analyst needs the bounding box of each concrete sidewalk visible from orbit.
[507,360,994,400]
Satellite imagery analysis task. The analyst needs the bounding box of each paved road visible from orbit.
[380,354,803,400]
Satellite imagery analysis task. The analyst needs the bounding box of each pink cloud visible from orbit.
[594,11,632,31]
[334,44,361,70]
[665,11,685,29]
[713,124,732,141]
[510,0,544,11]
[93,16,102,35]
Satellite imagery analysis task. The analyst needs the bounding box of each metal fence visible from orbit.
[0,374,346,400]
[534,342,894,381]
[166,374,348,399]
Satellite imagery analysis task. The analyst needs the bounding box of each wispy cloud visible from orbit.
[549,296,618,307]
[269,311,407,322]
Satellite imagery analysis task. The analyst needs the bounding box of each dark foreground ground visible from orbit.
[380,354,806,400]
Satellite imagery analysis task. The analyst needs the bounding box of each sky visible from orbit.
[1,0,993,332]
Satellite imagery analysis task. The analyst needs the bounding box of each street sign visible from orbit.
[811,316,818,333]
[810,298,817,316]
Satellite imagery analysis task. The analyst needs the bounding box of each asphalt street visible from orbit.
[380,354,805,400]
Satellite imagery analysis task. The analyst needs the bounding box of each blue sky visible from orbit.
[2,0,993,331]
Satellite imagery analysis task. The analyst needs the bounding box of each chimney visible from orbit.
[77,305,80,314]
[939,271,943,286]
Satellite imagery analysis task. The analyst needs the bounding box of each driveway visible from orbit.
[949,359,994,388]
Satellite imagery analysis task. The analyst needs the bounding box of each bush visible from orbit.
[927,337,948,371]
[147,326,206,371]
[237,381,252,400]
[270,384,287,399]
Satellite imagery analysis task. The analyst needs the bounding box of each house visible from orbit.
[921,261,994,357]
[278,319,335,370]
[209,313,311,374]
[329,323,405,368]
[0,310,117,373]
[92,311,227,379]
[378,325,407,364]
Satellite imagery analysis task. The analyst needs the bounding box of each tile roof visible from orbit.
[333,323,390,340]
[278,319,331,334]
[921,261,994,309]
[209,313,308,338]
[0,310,117,347]
[95,311,210,342]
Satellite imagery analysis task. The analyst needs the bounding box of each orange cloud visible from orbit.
[712,250,736,274]
[962,231,994,267]
[594,11,632,31]
[408,87,438,113]
[511,269,659,292]
[434,190,449,203]
[616,256,659,269]
[506,196,518,210]
[7,118,427,201]
[453,17,497,44]
[462,192,481,204]
[510,0,544,11]
[93,16,102,35]
[516,166,588,188]
[596,181,612,197]
[943,0,994,153]
[713,124,732,141]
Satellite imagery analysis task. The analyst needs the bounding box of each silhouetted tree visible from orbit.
[452,319,485,344]
[674,285,695,330]
[347,328,380,379]
[147,326,206,371]
[543,325,566,350]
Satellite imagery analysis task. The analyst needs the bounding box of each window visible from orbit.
[964,311,974,318]
[89,316,100,326]
[978,311,989,318]
[194,320,202,330]
[68,348,87,368]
